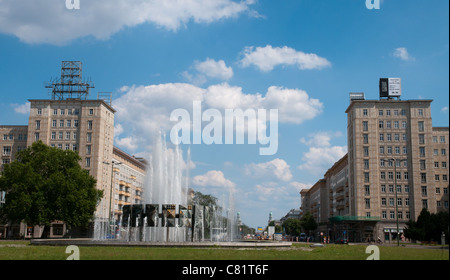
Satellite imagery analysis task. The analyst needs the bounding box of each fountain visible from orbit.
[94,134,238,243]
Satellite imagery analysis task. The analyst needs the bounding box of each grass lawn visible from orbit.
[0,241,448,260]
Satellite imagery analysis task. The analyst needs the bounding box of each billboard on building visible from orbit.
[380,78,401,98]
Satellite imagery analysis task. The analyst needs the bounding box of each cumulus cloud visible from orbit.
[0,0,257,45]
[113,82,322,151]
[393,47,415,61]
[245,158,293,182]
[183,58,234,85]
[192,170,236,189]
[240,45,331,72]
[11,102,30,114]
[297,131,347,176]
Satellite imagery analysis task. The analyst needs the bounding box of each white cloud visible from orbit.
[113,82,323,152]
[183,58,233,85]
[245,158,293,182]
[441,106,449,113]
[240,45,331,72]
[297,131,347,176]
[393,47,415,61]
[11,102,30,114]
[0,0,257,45]
[192,170,236,189]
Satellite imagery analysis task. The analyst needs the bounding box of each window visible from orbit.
[388,172,393,180]
[364,146,369,156]
[89,109,94,115]
[404,172,408,180]
[386,121,391,129]
[387,146,392,154]
[433,136,438,143]
[380,159,385,167]
[395,147,400,154]
[406,212,410,220]
[443,175,448,181]
[72,144,77,151]
[402,134,407,141]
[387,133,392,141]
[365,198,371,209]
[396,172,401,180]
[52,120,57,127]
[381,198,386,206]
[420,147,426,157]
[389,185,394,193]
[441,149,447,156]
[434,149,438,156]
[405,185,410,193]
[421,186,428,196]
[380,172,386,180]
[365,185,370,195]
[379,110,383,116]
[382,211,387,219]
[443,162,447,169]
[418,109,423,116]
[390,211,395,219]
[73,132,77,140]
[2,146,11,156]
[398,212,403,220]
[420,160,426,170]
[435,174,440,181]
[397,185,402,193]
[379,134,384,141]
[418,121,424,132]
[51,132,56,140]
[58,144,62,149]
[394,134,400,141]
[35,120,40,130]
[386,110,391,116]
[381,185,386,193]
[422,199,428,209]
[53,109,58,115]
[35,133,40,142]
[421,173,427,183]
[364,159,369,169]
[405,198,410,206]
[403,146,407,154]
[65,144,70,150]
[74,120,79,127]
[37,108,42,115]
[67,120,71,127]
[440,136,446,143]
[363,109,368,116]
[87,133,92,143]
[379,146,385,154]
[86,145,91,155]
[363,134,369,144]
[394,121,399,129]
[402,121,407,129]
[397,198,402,206]
[378,121,383,129]
[364,172,370,182]
[59,132,63,140]
[389,198,394,206]
[60,120,64,127]
[401,109,406,116]
[88,121,93,130]
[419,134,425,144]
[61,109,65,115]
[86,158,91,168]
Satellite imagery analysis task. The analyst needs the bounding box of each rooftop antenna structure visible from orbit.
[45,61,95,100]
[97,92,113,106]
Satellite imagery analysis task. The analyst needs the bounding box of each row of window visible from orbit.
[365,199,449,211]
[50,131,93,142]
[49,143,92,155]
[362,108,425,117]
[363,184,448,196]
[36,108,94,116]
[36,119,94,129]
[2,134,27,141]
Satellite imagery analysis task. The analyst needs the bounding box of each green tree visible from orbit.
[300,211,318,235]
[0,141,103,235]
[282,218,302,236]
[404,208,449,243]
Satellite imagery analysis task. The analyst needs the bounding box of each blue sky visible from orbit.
[0,0,448,229]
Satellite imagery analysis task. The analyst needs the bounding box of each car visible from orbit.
[299,233,307,242]
[335,237,348,244]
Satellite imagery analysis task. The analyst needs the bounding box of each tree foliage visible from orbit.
[282,218,302,236]
[300,211,318,234]
[0,141,103,229]
[404,208,449,243]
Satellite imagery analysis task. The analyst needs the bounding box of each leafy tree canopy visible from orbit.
[0,141,103,229]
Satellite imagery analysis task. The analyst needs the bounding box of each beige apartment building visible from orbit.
[0,62,147,238]
[301,97,449,242]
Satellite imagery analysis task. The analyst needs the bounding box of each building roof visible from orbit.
[345,99,433,113]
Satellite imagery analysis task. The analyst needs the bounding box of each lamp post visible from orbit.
[103,160,121,238]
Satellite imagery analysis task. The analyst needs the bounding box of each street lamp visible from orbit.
[385,158,407,246]
[103,160,121,238]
